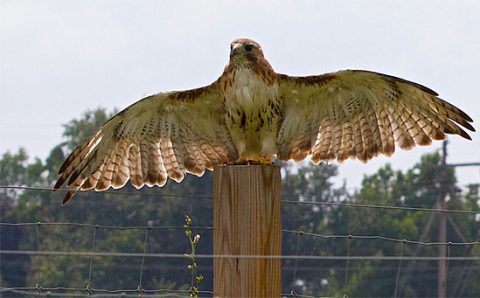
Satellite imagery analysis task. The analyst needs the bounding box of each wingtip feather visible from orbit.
[53,177,65,191]
[62,191,76,205]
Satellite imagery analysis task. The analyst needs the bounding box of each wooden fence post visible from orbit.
[213,165,282,297]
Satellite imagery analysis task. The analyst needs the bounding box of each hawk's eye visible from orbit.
[230,44,233,51]
[245,44,253,52]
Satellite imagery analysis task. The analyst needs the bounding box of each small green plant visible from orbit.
[184,215,204,297]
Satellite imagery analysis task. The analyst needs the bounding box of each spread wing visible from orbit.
[55,82,238,204]
[276,70,475,163]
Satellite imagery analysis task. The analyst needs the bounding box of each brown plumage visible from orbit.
[55,38,475,204]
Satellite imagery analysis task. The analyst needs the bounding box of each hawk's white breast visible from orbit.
[227,67,277,108]
[222,66,280,160]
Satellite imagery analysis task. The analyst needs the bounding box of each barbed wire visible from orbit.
[0,222,213,231]
[0,286,210,297]
[1,222,479,247]
[2,222,480,257]
[0,185,212,200]
[2,185,478,215]
[3,249,479,261]
[282,199,479,215]
[281,229,480,246]
[0,287,321,298]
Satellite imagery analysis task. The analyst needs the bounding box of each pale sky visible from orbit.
[1,0,479,190]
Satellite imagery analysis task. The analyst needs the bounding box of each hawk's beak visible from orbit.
[230,43,241,58]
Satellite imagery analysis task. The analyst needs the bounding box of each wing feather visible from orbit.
[328,119,343,161]
[387,103,416,149]
[352,113,367,161]
[111,141,131,189]
[313,118,333,161]
[365,106,383,158]
[128,142,143,189]
[179,125,208,176]
[96,149,117,191]
[337,120,355,162]
[55,82,238,203]
[277,70,474,164]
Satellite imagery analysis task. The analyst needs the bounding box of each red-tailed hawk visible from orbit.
[55,38,475,204]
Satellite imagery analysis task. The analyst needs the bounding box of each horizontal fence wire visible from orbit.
[1,185,478,215]
[2,250,480,261]
[0,287,317,298]
[0,287,212,297]
[1,222,480,258]
[0,222,213,231]
[0,185,213,200]
[1,222,479,246]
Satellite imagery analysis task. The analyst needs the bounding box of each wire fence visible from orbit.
[3,223,480,297]
[1,185,480,297]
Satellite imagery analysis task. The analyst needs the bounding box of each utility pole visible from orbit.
[438,140,448,298]
[438,140,480,297]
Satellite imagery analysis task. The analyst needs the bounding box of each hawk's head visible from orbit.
[229,38,264,63]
